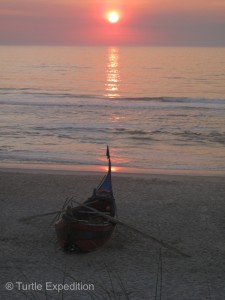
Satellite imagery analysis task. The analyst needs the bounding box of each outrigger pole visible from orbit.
[72,200,191,258]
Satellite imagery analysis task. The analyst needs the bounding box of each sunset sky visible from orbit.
[0,0,225,46]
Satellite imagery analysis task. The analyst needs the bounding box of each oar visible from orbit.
[72,200,191,258]
[19,210,65,222]
[51,196,73,224]
[19,199,99,222]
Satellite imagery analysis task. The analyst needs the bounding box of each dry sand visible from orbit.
[0,169,225,299]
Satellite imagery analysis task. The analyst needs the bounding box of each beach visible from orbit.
[0,169,225,299]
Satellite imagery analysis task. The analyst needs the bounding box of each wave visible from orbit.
[108,128,225,145]
[174,130,225,145]
[10,125,224,145]
[1,87,225,104]
[114,96,225,104]
[0,93,225,109]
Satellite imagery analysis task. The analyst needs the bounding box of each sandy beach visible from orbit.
[0,169,225,299]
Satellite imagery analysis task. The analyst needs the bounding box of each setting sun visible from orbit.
[107,11,120,23]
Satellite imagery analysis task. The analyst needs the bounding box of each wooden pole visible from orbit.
[72,200,191,258]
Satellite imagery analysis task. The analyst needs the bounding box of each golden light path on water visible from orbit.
[105,47,120,98]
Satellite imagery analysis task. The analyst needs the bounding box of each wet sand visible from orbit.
[0,169,225,299]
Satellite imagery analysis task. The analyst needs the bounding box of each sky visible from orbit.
[0,0,225,46]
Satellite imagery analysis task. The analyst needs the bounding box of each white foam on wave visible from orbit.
[0,95,225,109]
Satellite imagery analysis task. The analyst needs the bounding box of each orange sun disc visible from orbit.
[107,11,120,23]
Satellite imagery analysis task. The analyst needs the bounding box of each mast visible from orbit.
[106,144,111,172]
[96,145,113,194]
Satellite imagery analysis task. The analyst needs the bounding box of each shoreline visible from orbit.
[1,162,225,178]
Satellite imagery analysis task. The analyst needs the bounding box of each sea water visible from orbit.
[0,46,225,174]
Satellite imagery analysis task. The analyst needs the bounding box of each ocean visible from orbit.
[0,46,225,174]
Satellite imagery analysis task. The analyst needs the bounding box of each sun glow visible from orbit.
[101,166,120,172]
[107,11,120,23]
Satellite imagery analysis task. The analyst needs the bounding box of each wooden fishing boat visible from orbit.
[55,146,117,252]
[21,146,189,257]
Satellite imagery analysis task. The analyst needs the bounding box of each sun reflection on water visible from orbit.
[105,47,120,98]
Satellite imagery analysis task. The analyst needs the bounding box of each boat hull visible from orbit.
[55,218,115,252]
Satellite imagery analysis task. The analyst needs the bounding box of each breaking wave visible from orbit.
[0,90,225,109]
